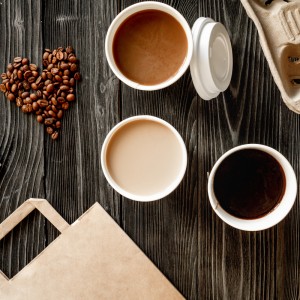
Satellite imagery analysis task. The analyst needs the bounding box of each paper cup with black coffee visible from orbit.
[208,144,297,231]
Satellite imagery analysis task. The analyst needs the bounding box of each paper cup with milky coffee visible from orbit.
[101,115,187,201]
[105,2,193,91]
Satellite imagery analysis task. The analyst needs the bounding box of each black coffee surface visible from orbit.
[213,149,286,219]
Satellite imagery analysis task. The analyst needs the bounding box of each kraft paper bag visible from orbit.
[0,199,185,300]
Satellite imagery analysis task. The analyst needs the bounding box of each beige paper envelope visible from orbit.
[0,199,185,300]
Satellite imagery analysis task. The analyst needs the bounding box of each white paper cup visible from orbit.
[208,144,297,231]
[101,116,187,201]
[105,1,193,91]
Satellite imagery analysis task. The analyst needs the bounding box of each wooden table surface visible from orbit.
[0,0,299,299]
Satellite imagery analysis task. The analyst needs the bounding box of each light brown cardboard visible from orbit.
[240,0,300,113]
[0,199,185,300]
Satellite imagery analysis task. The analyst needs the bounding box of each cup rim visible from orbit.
[105,1,193,91]
[207,144,297,231]
[101,115,187,201]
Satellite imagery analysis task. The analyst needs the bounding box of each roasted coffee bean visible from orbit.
[69,56,77,63]
[63,80,69,85]
[29,64,38,71]
[24,71,32,80]
[48,54,53,63]
[44,79,52,86]
[23,97,32,105]
[37,115,44,123]
[11,84,17,93]
[30,93,37,101]
[66,94,75,102]
[48,110,56,118]
[45,118,54,125]
[21,91,30,99]
[60,85,69,91]
[60,62,69,70]
[55,121,61,128]
[35,76,42,85]
[32,102,39,111]
[74,72,81,80]
[43,52,49,60]
[38,82,44,89]
[46,84,54,93]
[47,63,54,71]
[51,98,58,105]
[63,69,70,76]
[56,51,64,60]
[69,78,75,86]
[31,83,38,90]
[70,63,77,72]
[28,76,36,83]
[57,96,65,103]
[21,58,29,65]
[14,57,22,63]
[44,110,49,117]
[47,72,53,79]
[21,104,33,113]
[56,110,63,119]
[1,73,7,79]
[51,131,59,140]
[41,72,47,81]
[7,63,14,72]
[23,81,30,90]
[54,75,62,82]
[17,70,23,80]
[5,82,10,91]
[0,84,6,93]
[32,71,39,77]
[51,68,59,75]
[36,90,42,98]
[13,62,21,68]
[16,97,23,107]
[7,93,15,101]
[51,105,58,113]
[46,126,54,135]
[22,64,29,72]
[66,46,74,54]
[61,102,69,110]
[37,99,48,107]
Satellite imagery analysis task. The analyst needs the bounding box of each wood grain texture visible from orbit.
[0,0,46,279]
[0,0,299,299]
[42,0,121,225]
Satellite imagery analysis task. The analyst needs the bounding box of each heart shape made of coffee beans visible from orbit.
[0,46,81,140]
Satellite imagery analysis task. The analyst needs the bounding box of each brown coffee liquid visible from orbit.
[112,10,188,85]
[106,120,183,196]
[213,149,286,219]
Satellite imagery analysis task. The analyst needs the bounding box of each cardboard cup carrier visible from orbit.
[241,0,300,113]
[0,199,184,300]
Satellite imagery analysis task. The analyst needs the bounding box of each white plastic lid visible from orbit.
[190,17,233,100]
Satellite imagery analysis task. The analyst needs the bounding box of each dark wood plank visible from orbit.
[119,1,199,299]
[198,0,299,299]
[0,0,46,278]
[42,0,121,232]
